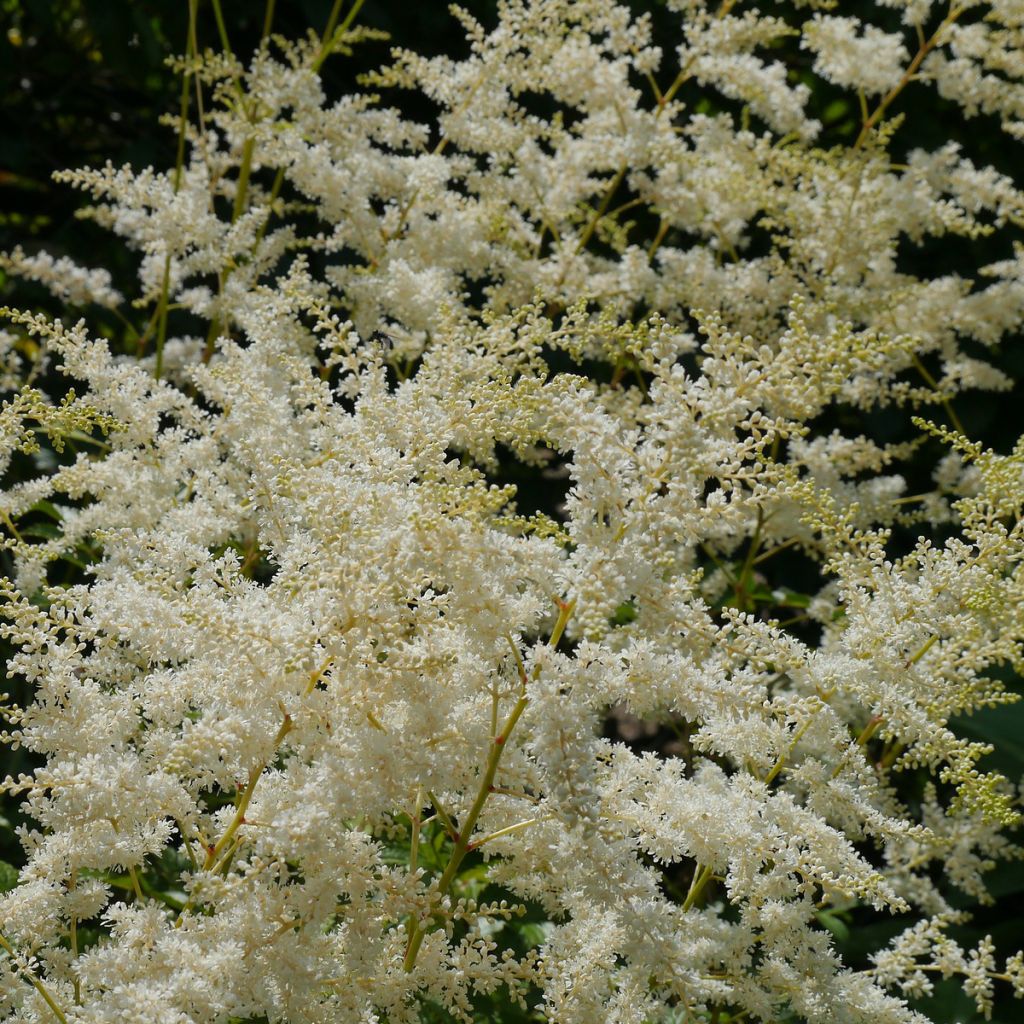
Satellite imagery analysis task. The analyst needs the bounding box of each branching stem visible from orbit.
[403,598,575,972]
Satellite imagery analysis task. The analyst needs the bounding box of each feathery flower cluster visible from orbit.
[1,2,1024,1022]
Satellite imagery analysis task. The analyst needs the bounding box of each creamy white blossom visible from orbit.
[802,15,909,96]
[1,3,1024,1023]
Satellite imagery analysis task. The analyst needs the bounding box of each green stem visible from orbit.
[253,166,287,249]
[0,932,68,1024]
[548,597,576,649]
[402,694,526,971]
[646,217,670,262]
[751,536,800,565]
[854,6,964,148]
[203,714,293,871]
[127,863,144,901]
[154,0,197,380]
[210,0,234,56]
[734,506,765,611]
[575,161,627,254]
[312,0,366,73]
[1,508,25,544]
[854,715,884,748]
[906,633,938,666]
[403,599,575,972]
[68,870,80,1005]
[878,740,905,771]
[426,790,459,841]
[205,0,363,363]
[232,138,255,223]
[681,863,714,912]
[105,873,185,911]
[911,353,966,435]
[656,0,737,112]
[320,0,346,46]
[261,0,276,41]
[466,814,551,851]
[764,715,816,785]
[409,788,423,875]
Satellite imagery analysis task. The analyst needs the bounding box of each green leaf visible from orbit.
[953,698,1024,776]
[815,909,850,942]
[612,600,637,625]
[28,499,64,521]
[0,860,19,892]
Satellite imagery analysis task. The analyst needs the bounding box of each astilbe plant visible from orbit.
[2,1,1024,1021]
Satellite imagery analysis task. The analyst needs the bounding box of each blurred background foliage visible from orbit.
[0,2,1022,1022]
